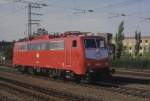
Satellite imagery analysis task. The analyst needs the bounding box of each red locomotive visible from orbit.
[13,31,112,82]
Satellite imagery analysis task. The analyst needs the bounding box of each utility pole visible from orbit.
[12,0,47,38]
[28,3,32,38]
[27,2,47,38]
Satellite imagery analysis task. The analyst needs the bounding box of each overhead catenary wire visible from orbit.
[0,0,150,36]
[0,0,149,23]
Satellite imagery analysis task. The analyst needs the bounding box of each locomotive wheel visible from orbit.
[85,72,96,84]
[28,68,34,74]
[18,67,28,74]
[74,75,81,84]
[24,68,30,74]
[33,68,38,75]
[61,71,73,81]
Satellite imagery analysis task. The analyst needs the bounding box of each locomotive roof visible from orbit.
[16,35,105,44]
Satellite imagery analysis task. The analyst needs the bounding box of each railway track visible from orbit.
[115,69,150,78]
[0,65,150,100]
[93,81,150,99]
[116,68,150,73]
[27,72,150,99]
[0,73,100,101]
[24,72,150,99]
[0,80,50,101]
[45,76,150,99]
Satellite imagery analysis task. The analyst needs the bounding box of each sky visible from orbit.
[0,0,150,41]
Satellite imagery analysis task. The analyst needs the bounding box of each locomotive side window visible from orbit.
[84,39,96,48]
[84,38,105,48]
[41,42,49,50]
[29,43,41,50]
[49,41,64,50]
[18,43,28,51]
[72,40,77,47]
[96,39,105,48]
[28,42,49,50]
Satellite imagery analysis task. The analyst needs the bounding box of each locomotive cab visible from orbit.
[83,37,110,79]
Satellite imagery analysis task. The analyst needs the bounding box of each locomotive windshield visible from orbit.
[84,38,105,48]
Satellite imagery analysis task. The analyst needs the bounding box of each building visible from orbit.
[112,36,150,56]
[0,41,14,52]
[0,41,14,63]
[96,33,113,46]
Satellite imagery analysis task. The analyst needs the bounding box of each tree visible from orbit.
[4,47,13,60]
[134,30,141,56]
[115,21,124,59]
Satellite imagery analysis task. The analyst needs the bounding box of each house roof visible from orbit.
[125,36,150,39]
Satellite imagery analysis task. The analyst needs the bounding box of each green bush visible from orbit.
[111,54,150,69]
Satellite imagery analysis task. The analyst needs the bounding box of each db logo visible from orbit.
[36,53,40,58]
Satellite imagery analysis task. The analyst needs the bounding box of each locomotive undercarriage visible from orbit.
[85,68,112,83]
[15,65,82,82]
[15,65,112,83]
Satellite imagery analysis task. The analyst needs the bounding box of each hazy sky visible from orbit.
[0,0,150,41]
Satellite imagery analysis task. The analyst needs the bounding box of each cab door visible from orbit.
[65,38,71,67]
